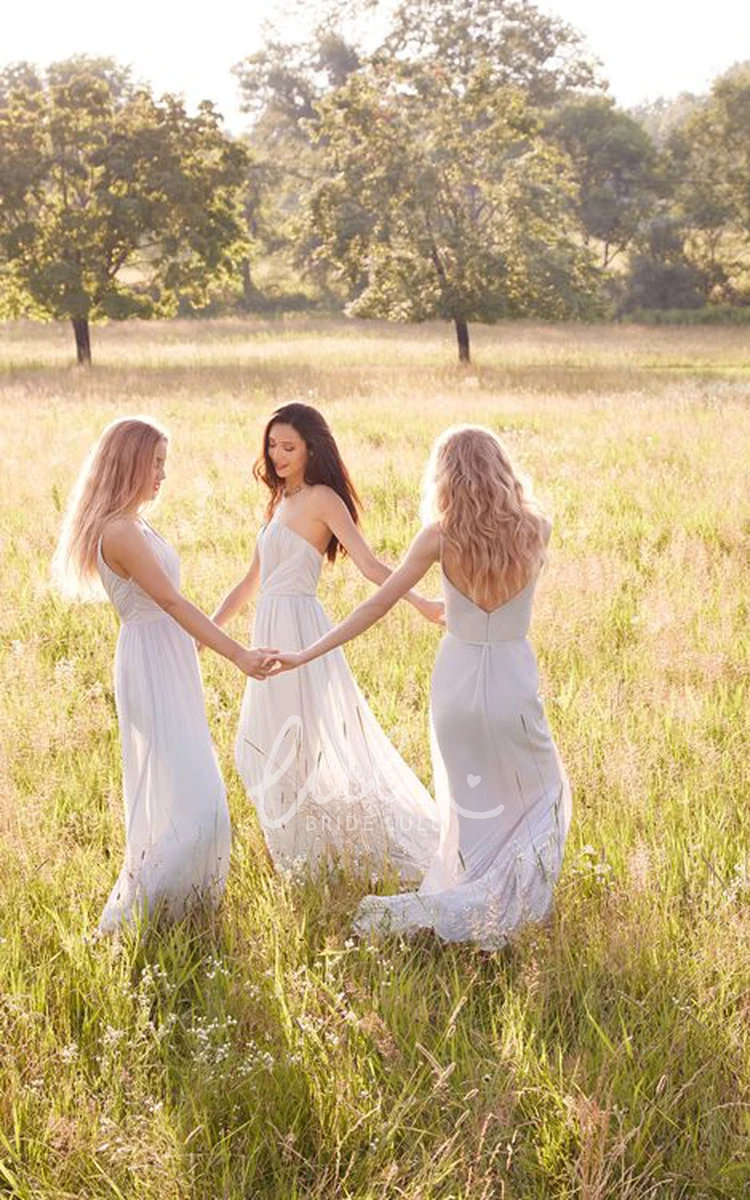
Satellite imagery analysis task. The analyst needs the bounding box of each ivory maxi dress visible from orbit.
[353,560,572,949]
[234,513,440,878]
[97,520,231,932]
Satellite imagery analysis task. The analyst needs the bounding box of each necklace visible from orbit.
[283,483,305,497]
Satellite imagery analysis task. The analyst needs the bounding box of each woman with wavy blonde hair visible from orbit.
[274,424,572,948]
[53,417,277,934]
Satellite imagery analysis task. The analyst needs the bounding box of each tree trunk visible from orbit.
[454,318,470,364]
[72,317,92,366]
[239,257,261,311]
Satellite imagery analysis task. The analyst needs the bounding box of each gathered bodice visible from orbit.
[98,520,179,624]
[442,569,536,644]
[258,515,324,599]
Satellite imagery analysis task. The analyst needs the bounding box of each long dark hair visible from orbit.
[254,403,361,563]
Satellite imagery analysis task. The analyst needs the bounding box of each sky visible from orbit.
[3,0,749,132]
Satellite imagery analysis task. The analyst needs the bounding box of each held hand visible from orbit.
[267,650,305,676]
[235,647,280,679]
[418,598,446,626]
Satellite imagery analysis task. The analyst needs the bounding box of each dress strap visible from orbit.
[138,517,167,544]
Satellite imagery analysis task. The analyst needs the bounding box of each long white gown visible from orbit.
[234,513,440,878]
[97,520,231,933]
[353,562,572,949]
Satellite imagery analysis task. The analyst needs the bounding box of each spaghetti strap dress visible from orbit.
[96,520,231,932]
[354,544,572,948]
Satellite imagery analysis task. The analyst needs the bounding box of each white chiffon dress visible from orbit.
[97,520,231,933]
[234,513,440,878]
[353,559,572,949]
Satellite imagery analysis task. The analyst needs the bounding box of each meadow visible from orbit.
[1,316,749,1199]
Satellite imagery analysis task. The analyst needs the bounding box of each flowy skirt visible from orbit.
[354,633,572,949]
[235,595,439,878]
[99,617,231,933]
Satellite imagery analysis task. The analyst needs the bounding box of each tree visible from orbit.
[305,62,602,363]
[0,57,249,363]
[621,217,708,311]
[233,13,365,306]
[548,97,661,267]
[629,92,703,148]
[669,64,750,303]
[232,0,601,313]
[382,0,600,105]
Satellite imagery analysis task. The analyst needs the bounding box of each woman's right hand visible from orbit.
[235,647,280,679]
[268,650,306,675]
[416,597,446,626]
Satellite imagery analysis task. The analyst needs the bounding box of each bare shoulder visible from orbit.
[308,483,343,512]
[102,517,143,549]
[308,484,353,525]
[101,518,150,565]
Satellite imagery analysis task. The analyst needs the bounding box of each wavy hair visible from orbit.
[52,416,167,599]
[421,425,548,605]
[254,403,361,563]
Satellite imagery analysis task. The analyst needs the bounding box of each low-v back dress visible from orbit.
[353,545,573,948]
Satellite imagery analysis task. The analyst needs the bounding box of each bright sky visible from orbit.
[4,0,749,132]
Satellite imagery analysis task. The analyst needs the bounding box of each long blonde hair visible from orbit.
[52,417,167,599]
[421,425,548,605]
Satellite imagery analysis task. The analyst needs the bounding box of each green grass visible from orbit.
[1,317,750,1198]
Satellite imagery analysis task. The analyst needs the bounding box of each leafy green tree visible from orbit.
[670,64,750,302]
[0,57,249,363]
[234,0,600,313]
[548,97,661,267]
[629,92,703,148]
[382,0,599,103]
[622,216,709,311]
[306,62,602,362]
[233,5,366,305]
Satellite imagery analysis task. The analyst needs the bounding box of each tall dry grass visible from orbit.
[1,317,749,1198]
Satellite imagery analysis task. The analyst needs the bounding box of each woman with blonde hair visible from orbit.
[53,417,276,934]
[273,425,572,948]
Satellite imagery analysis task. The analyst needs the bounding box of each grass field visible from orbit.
[1,316,749,1198]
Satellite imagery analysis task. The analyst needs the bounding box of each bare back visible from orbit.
[439,516,551,613]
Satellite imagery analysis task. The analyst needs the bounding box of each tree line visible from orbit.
[1,0,748,364]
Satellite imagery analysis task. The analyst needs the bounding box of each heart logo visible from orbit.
[467,774,481,788]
